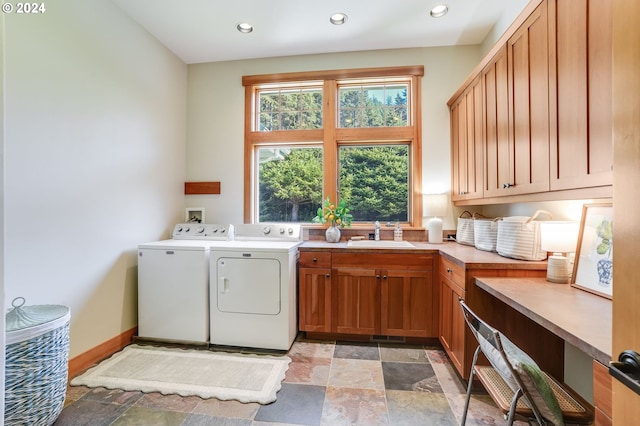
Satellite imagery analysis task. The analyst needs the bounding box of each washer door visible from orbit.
[215,257,281,315]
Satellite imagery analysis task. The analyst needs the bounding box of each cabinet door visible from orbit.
[506,0,550,196]
[439,274,465,376]
[299,267,332,333]
[484,3,550,197]
[381,269,434,337]
[332,267,380,335]
[451,77,484,201]
[550,0,613,190]
[483,46,511,198]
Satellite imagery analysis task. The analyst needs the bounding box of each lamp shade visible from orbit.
[423,193,448,218]
[540,221,579,253]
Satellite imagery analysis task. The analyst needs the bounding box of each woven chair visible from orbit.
[459,299,593,425]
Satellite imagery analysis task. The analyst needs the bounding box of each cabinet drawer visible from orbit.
[300,251,331,268]
[332,252,433,270]
[440,256,465,288]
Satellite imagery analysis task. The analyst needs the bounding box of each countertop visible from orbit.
[300,240,548,270]
[475,277,612,364]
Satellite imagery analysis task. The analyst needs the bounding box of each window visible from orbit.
[258,86,323,131]
[243,66,424,226]
[339,83,409,128]
[338,144,409,222]
[257,146,323,222]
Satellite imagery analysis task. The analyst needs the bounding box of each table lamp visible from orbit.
[540,221,580,283]
[423,193,448,244]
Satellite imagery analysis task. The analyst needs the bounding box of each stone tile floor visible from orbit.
[55,338,511,425]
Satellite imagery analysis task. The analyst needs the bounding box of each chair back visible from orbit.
[459,300,526,392]
[459,299,561,425]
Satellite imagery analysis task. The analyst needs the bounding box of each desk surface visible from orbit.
[474,277,612,365]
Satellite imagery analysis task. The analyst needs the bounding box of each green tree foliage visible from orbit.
[259,148,323,222]
[339,146,409,222]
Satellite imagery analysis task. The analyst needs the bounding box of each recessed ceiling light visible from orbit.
[329,12,348,25]
[236,22,254,34]
[430,4,449,18]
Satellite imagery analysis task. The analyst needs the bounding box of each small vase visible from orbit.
[325,225,341,243]
[597,258,613,287]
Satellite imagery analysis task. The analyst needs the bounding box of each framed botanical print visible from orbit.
[571,203,613,299]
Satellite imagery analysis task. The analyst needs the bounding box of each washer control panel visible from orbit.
[234,223,302,241]
[172,223,234,240]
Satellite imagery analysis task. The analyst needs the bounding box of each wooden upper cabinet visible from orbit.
[450,0,613,205]
[549,0,613,190]
[484,1,550,198]
[505,0,551,196]
[451,77,484,201]
[482,46,510,198]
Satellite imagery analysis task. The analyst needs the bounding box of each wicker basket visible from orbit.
[5,297,70,426]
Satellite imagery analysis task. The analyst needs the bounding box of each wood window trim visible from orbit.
[242,66,425,86]
[243,66,424,225]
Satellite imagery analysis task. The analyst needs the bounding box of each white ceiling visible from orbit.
[112,0,527,64]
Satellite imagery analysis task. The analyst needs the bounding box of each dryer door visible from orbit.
[215,256,281,315]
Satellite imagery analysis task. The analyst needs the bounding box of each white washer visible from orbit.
[137,223,232,344]
[209,223,302,350]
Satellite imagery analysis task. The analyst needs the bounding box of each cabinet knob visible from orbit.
[313,257,318,262]
[325,273,330,278]
[459,191,467,195]
[383,275,387,280]
[447,268,452,273]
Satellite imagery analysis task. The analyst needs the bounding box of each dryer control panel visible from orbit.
[234,223,302,241]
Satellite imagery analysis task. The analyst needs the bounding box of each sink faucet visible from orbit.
[374,221,380,240]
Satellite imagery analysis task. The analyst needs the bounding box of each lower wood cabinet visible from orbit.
[382,269,434,337]
[299,249,435,338]
[299,252,332,333]
[333,267,380,335]
[439,267,466,375]
[593,360,613,425]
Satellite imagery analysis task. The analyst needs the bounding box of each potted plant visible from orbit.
[312,196,353,242]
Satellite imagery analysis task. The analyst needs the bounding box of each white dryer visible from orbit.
[137,223,232,344]
[209,224,302,350]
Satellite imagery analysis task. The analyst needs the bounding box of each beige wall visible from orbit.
[4,0,187,358]
[186,46,482,227]
[480,0,530,56]
[1,10,6,411]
